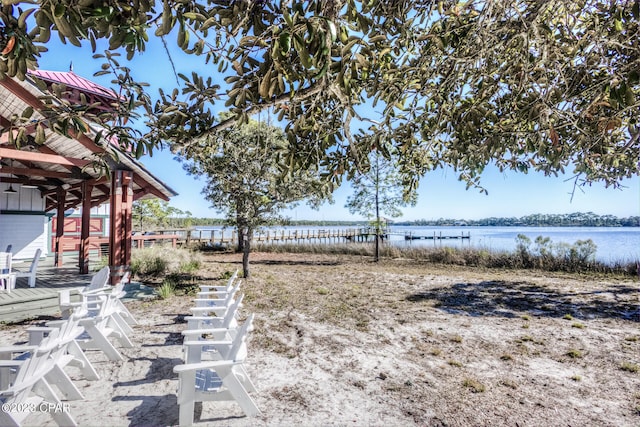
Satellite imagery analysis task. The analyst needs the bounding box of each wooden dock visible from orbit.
[404,231,471,240]
[159,227,473,246]
[183,227,389,246]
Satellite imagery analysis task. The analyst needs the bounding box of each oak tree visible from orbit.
[182,116,330,278]
[1,0,638,192]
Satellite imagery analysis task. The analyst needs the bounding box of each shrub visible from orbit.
[179,260,201,274]
[157,280,176,299]
[534,236,553,259]
[515,234,532,265]
[131,254,167,276]
[131,246,203,278]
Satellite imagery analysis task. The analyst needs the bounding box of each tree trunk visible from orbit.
[374,153,380,262]
[242,228,251,278]
[237,227,245,252]
[235,199,247,252]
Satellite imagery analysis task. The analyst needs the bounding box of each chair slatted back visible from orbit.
[0,252,11,273]
[222,313,254,362]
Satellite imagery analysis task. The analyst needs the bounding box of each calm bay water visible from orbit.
[389,226,640,264]
[194,225,640,264]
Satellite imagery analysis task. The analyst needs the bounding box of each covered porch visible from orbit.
[0,69,177,288]
[0,255,156,323]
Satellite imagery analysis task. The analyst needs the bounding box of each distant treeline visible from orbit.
[393,212,640,227]
[168,212,639,228]
[171,218,367,227]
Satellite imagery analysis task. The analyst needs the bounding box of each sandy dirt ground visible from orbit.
[1,251,639,426]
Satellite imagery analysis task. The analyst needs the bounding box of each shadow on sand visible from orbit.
[407,280,639,321]
[113,393,179,427]
[205,257,342,267]
[112,356,183,426]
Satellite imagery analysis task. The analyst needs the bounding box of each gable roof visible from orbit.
[0,71,177,212]
[28,69,121,101]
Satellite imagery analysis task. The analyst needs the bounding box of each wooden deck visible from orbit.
[0,257,156,324]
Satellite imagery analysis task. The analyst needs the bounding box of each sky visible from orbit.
[35,36,640,222]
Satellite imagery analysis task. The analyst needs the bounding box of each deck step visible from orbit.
[0,288,81,323]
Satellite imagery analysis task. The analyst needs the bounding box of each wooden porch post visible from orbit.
[79,181,93,274]
[123,173,133,274]
[109,170,133,285]
[54,187,66,267]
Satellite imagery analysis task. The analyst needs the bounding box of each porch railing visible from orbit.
[55,234,180,256]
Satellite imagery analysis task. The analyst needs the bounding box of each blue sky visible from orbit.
[36,37,640,222]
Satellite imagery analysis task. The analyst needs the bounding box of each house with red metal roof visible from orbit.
[0,69,177,283]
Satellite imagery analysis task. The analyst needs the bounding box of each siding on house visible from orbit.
[0,213,49,260]
[1,187,48,260]
[1,185,45,212]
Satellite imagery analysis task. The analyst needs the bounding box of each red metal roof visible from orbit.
[28,69,120,101]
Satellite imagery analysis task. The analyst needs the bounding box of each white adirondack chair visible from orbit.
[191,281,241,316]
[26,306,100,381]
[100,271,138,327]
[0,252,16,292]
[198,270,238,298]
[59,266,110,318]
[0,307,97,398]
[60,268,138,331]
[13,249,42,288]
[185,293,244,331]
[174,314,260,426]
[14,249,42,288]
[75,293,134,362]
[0,328,78,427]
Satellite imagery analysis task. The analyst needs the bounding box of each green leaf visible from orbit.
[35,123,46,144]
[614,19,623,32]
[327,21,337,42]
[21,106,34,119]
[279,32,291,53]
[54,4,65,17]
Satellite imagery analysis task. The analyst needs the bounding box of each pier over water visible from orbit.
[155,227,471,247]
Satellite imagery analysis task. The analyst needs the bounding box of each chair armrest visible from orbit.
[182,327,234,336]
[12,270,31,276]
[82,286,112,295]
[183,339,233,347]
[59,301,85,309]
[197,290,229,297]
[193,297,227,303]
[199,285,229,291]
[173,359,238,373]
[190,307,228,314]
[26,326,55,345]
[27,326,55,333]
[0,345,37,359]
[185,315,224,321]
[0,360,25,367]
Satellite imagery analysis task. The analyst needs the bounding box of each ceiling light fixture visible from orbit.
[3,159,18,195]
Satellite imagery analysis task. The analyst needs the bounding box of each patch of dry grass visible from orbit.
[462,378,486,393]
[185,251,640,426]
